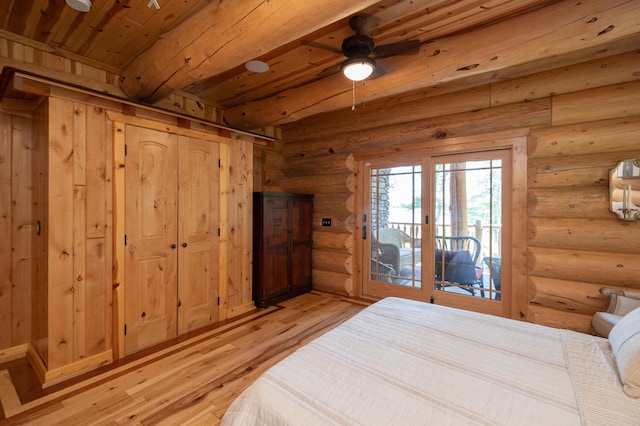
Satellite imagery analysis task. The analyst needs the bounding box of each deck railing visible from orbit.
[387,220,502,258]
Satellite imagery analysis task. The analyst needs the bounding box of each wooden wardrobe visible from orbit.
[253,192,314,307]
[0,69,262,385]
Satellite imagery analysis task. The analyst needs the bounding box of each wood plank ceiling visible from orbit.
[1,0,638,130]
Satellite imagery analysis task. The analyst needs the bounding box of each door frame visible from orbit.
[353,129,529,319]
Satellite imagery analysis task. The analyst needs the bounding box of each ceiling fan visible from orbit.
[338,15,421,81]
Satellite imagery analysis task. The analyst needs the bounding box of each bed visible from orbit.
[222,297,640,425]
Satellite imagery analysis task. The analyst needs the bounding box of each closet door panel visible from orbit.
[124,126,178,355]
[289,197,313,290]
[177,137,220,333]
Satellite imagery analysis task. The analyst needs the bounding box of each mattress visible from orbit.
[222,297,640,425]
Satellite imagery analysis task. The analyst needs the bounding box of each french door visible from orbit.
[362,149,511,316]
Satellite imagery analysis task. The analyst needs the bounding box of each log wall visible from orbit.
[259,50,640,332]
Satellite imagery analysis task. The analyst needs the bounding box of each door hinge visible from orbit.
[124,234,127,246]
[124,144,127,156]
[425,215,429,224]
[218,159,221,168]
[430,296,434,304]
[124,324,127,335]
[217,296,220,306]
[217,228,220,237]
[177,298,182,308]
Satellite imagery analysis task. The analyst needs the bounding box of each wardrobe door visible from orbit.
[124,126,179,355]
[177,136,220,334]
[289,196,313,292]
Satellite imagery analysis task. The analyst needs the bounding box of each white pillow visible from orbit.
[609,306,640,397]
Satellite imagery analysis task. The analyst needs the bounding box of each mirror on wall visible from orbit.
[610,159,640,221]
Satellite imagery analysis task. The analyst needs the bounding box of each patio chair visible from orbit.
[482,256,501,300]
[378,228,421,272]
[371,232,401,275]
[434,236,483,296]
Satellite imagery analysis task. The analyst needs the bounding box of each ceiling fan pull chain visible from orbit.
[361,81,366,108]
[352,80,356,111]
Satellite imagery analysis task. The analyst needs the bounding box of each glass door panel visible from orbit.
[364,164,423,299]
[431,152,506,311]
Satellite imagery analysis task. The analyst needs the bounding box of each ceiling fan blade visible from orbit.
[301,40,341,54]
[370,63,386,79]
[373,39,421,58]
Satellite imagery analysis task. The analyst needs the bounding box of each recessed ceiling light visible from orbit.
[245,60,269,73]
[66,0,91,12]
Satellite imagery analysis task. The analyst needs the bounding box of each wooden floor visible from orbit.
[0,291,369,425]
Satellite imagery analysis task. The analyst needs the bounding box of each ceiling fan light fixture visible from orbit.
[66,0,91,12]
[341,56,375,81]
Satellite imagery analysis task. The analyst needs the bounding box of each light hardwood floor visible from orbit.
[0,291,369,425]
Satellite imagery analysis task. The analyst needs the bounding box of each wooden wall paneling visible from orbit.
[311,249,352,276]
[280,174,356,195]
[528,247,640,288]
[85,105,110,239]
[313,269,353,295]
[252,147,265,193]
[281,99,550,160]
[218,143,229,321]
[46,97,76,369]
[112,120,125,359]
[282,86,492,141]
[528,116,640,159]
[0,112,12,350]
[527,152,640,189]
[72,184,87,361]
[312,231,353,253]
[529,217,640,254]
[491,50,640,107]
[72,104,87,186]
[311,193,354,234]
[552,81,640,126]
[224,135,254,317]
[528,276,609,316]
[527,303,594,333]
[528,187,609,219]
[85,237,109,357]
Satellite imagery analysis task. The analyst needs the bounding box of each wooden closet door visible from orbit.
[124,126,178,355]
[177,136,219,334]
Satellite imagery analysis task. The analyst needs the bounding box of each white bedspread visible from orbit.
[222,297,640,425]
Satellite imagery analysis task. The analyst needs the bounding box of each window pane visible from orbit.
[369,165,422,288]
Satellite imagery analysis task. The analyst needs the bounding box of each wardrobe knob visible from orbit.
[182,242,188,248]
[171,244,177,249]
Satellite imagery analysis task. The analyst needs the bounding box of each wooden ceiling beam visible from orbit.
[224,0,640,130]
[118,0,381,103]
